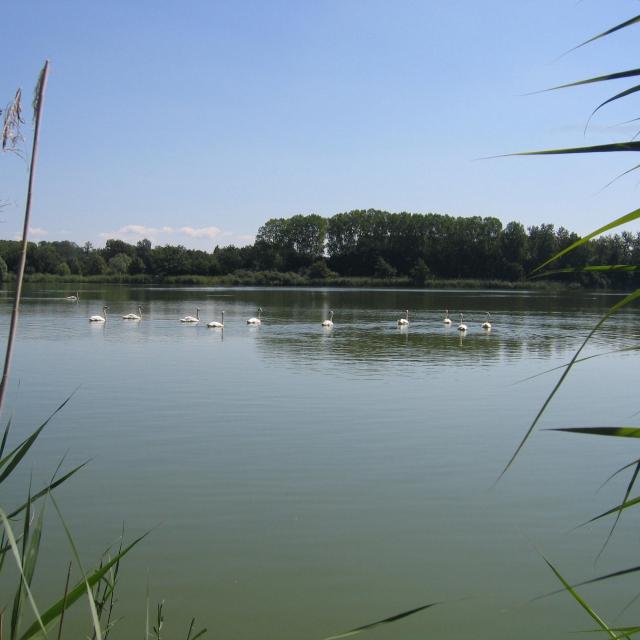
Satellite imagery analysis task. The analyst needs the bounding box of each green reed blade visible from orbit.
[531,265,640,278]
[586,495,640,525]
[0,391,76,482]
[549,427,640,438]
[542,555,618,640]
[511,346,640,385]
[569,14,640,52]
[18,531,148,640]
[8,461,89,519]
[587,84,640,130]
[0,415,12,459]
[533,564,640,601]
[322,602,441,640]
[499,288,640,479]
[536,68,640,93]
[0,507,45,638]
[50,494,103,640]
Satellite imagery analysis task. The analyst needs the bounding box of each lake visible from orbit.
[2,284,639,639]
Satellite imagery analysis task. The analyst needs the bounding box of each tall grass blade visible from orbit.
[499,288,640,478]
[7,461,88,519]
[549,427,640,438]
[0,416,12,459]
[586,495,640,525]
[50,494,103,640]
[541,555,618,639]
[11,501,44,639]
[512,346,640,385]
[0,508,45,637]
[0,61,49,421]
[570,15,640,52]
[18,531,148,640]
[533,563,640,601]
[587,84,640,130]
[57,562,72,640]
[322,602,441,640]
[538,68,640,93]
[0,391,77,482]
[531,265,640,278]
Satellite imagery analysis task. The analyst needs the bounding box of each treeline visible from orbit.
[0,210,638,287]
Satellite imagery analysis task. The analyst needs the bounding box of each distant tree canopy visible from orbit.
[0,209,638,288]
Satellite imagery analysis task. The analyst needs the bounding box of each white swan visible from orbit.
[397,309,409,326]
[322,310,334,327]
[482,312,492,330]
[443,309,452,325]
[247,307,262,324]
[89,306,108,322]
[66,291,79,301]
[207,311,224,328]
[457,313,467,332]
[123,305,143,320]
[180,308,200,323]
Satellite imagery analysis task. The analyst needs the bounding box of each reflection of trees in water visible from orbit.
[254,318,640,374]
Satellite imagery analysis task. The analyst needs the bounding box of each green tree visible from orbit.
[109,253,133,274]
[55,261,71,276]
[373,256,397,279]
[0,256,8,282]
[83,253,107,275]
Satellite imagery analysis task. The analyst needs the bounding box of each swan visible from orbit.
[207,311,224,328]
[247,307,262,324]
[180,308,200,323]
[322,310,334,327]
[443,309,452,325]
[123,305,143,320]
[397,309,409,326]
[66,291,79,301]
[89,306,108,322]
[482,312,492,330]
[457,313,467,332]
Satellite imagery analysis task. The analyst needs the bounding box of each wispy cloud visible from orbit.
[13,226,48,240]
[98,224,253,247]
[100,224,222,241]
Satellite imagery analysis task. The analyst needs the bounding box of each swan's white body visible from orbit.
[457,313,467,332]
[123,306,143,320]
[481,313,492,330]
[207,311,224,328]
[397,309,409,326]
[322,310,334,327]
[66,291,79,301]
[89,306,108,323]
[247,307,262,324]
[180,308,200,323]
[443,309,452,325]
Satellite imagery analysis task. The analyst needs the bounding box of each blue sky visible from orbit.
[2,1,640,250]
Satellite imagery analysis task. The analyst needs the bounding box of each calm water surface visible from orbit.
[2,285,640,639]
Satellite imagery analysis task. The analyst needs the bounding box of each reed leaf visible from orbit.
[548,427,640,438]
[512,346,640,385]
[0,391,77,483]
[8,461,89,519]
[18,531,148,640]
[589,84,640,125]
[531,265,640,278]
[586,495,640,525]
[50,495,103,640]
[541,555,618,640]
[322,602,441,640]
[11,500,44,639]
[533,564,640,601]
[499,287,640,478]
[570,14,640,52]
[530,205,640,273]
[0,415,12,459]
[0,508,46,638]
[540,68,640,93]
